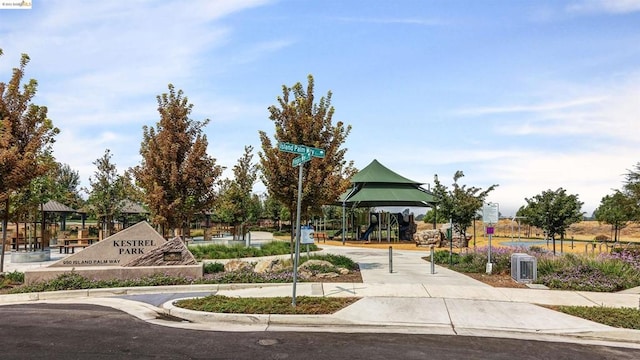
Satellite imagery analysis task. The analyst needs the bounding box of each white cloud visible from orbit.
[332,17,446,26]
[567,0,640,14]
[230,39,295,65]
[455,97,607,116]
[455,77,640,143]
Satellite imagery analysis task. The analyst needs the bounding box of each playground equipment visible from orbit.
[311,208,417,243]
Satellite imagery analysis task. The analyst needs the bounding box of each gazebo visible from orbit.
[119,200,149,229]
[41,200,81,247]
[338,159,438,242]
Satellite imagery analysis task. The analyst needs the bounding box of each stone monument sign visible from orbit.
[49,221,166,267]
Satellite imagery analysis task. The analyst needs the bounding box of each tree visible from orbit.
[422,208,447,225]
[519,188,583,254]
[594,191,634,242]
[121,169,145,204]
[622,162,640,221]
[259,75,355,233]
[9,165,57,250]
[133,84,223,237]
[0,50,59,271]
[262,192,285,230]
[214,146,259,239]
[86,149,125,237]
[54,162,84,210]
[432,171,497,240]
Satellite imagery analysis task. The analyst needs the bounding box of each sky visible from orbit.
[1,0,639,217]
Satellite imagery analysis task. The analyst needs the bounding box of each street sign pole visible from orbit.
[277,142,324,307]
[291,159,304,307]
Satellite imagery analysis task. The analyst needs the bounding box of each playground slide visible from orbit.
[360,223,377,240]
[330,229,343,240]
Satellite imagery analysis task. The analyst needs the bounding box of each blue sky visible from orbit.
[1,0,639,216]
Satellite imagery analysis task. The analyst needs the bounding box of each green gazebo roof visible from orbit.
[338,159,438,208]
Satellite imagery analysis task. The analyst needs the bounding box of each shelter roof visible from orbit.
[42,200,78,213]
[338,159,438,208]
[350,159,422,184]
[120,200,149,214]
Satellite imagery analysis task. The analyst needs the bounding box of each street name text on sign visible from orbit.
[278,142,325,167]
[292,152,311,167]
[278,142,309,155]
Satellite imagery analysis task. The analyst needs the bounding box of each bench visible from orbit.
[52,243,90,254]
[314,232,328,243]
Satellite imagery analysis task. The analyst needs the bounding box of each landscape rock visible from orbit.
[315,272,340,278]
[254,259,286,273]
[298,259,334,271]
[124,237,197,267]
[224,259,253,272]
[414,229,443,247]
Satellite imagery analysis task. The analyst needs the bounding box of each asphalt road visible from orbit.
[1,304,639,360]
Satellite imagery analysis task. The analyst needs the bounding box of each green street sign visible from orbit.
[309,147,325,158]
[278,142,308,155]
[278,142,325,158]
[292,152,311,167]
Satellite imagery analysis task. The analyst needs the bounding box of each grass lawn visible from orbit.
[175,295,360,315]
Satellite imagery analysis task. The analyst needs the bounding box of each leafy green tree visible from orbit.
[262,192,284,230]
[8,165,58,249]
[594,191,635,242]
[432,171,497,240]
[86,149,125,237]
[519,188,584,254]
[214,146,259,240]
[133,84,223,237]
[0,50,59,270]
[121,169,145,204]
[258,75,356,232]
[53,162,83,210]
[422,208,447,225]
[623,162,640,220]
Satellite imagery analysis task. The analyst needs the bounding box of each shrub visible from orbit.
[201,270,294,283]
[432,250,460,264]
[10,272,193,294]
[302,253,357,270]
[203,262,225,274]
[536,252,640,292]
[4,270,24,283]
[189,241,318,260]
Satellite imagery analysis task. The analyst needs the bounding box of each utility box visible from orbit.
[511,253,537,283]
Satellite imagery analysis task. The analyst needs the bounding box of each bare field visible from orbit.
[417,220,640,242]
[310,220,640,254]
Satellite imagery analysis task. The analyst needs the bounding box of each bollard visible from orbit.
[430,245,435,274]
[389,246,393,273]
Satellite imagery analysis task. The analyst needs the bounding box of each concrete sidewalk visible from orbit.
[2,237,640,348]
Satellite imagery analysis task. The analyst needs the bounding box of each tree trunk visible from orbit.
[0,199,9,272]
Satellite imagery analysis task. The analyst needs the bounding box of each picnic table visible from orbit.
[54,237,100,254]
